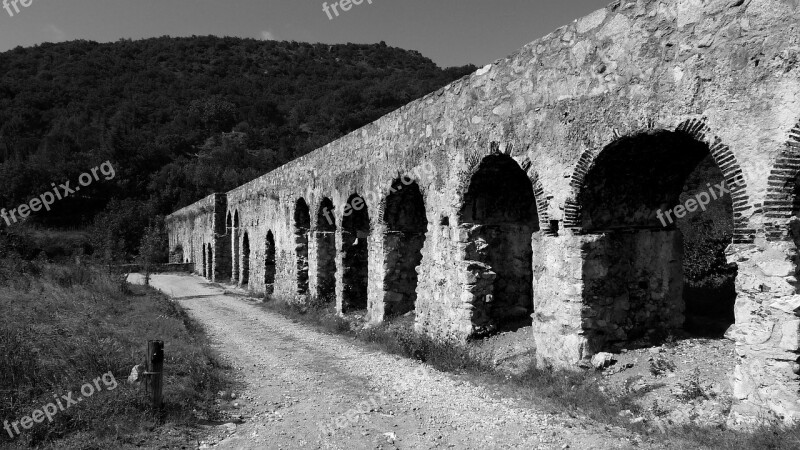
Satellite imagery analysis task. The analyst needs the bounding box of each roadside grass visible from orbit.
[0,255,233,449]
[259,295,800,450]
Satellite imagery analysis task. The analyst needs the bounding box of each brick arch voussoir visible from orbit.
[374,174,433,232]
[765,120,800,241]
[456,145,549,234]
[519,156,553,235]
[311,196,336,230]
[562,119,753,243]
[676,118,753,244]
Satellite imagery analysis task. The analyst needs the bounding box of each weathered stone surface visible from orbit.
[167,0,800,427]
[757,260,795,277]
[770,296,800,315]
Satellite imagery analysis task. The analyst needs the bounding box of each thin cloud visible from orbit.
[43,24,67,43]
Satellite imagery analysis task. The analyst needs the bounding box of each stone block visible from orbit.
[725,321,775,345]
[591,352,616,369]
[576,9,607,34]
[770,295,800,315]
[757,260,795,277]
[779,320,800,352]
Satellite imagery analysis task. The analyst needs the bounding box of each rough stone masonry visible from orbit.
[166,0,800,426]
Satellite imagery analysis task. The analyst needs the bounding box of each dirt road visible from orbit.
[131,273,643,450]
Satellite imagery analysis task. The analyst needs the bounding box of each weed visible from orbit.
[676,368,710,402]
[649,356,676,377]
[651,399,669,417]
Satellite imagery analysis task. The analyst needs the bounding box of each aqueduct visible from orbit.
[167,0,800,425]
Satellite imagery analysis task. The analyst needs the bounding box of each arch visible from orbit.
[265,230,276,295]
[342,193,370,312]
[170,245,184,264]
[458,153,538,336]
[241,231,250,286]
[519,156,555,235]
[295,199,311,295]
[567,125,739,349]
[232,210,241,283]
[315,198,337,302]
[215,212,232,281]
[382,180,427,318]
[565,119,751,240]
[765,120,800,241]
[207,243,213,280]
[202,244,207,277]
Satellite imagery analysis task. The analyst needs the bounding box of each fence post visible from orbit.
[145,340,164,411]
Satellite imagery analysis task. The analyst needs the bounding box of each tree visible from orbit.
[137,219,167,285]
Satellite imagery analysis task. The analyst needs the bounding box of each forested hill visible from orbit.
[0,36,475,256]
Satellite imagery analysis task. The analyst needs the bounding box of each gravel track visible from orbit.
[134,273,644,450]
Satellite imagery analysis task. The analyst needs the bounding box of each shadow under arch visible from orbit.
[342,193,370,312]
[457,153,539,337]
[315,198,337,303]
[264,230,276,295]
[382,178,428,318]
[567,124,742,350]
[241,230,250,287]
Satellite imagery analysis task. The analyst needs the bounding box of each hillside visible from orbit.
[0,36,475,257]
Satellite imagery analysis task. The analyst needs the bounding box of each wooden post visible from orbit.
[145,340,164,411]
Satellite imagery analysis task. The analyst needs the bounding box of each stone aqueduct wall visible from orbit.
[167,0,800,425]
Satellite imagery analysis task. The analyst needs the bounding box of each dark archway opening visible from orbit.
[241,231,250,287]
[295,199,311,295]
[233,211,240,284]
[342,194,369,312]
[202,244,207,277]
[578,130,736,350]
[265,231,276,294]
[315,198,337,303]
[459,154,538,337]
[678,155,736,337]
[383,180,427,318]
[170,245,184,264]
[207,243,213,280]
[216,212,232,281]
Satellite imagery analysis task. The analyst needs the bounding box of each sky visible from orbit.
[0,0,612,68]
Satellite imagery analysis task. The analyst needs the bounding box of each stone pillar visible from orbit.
[415,220,471,341]
[368,222,388,324]
[726,237,800,427]
[308,229,319,299]
[214,232,231,282]
[335,227,346,315]
[295,228,310,298]
[532,232,588,367]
